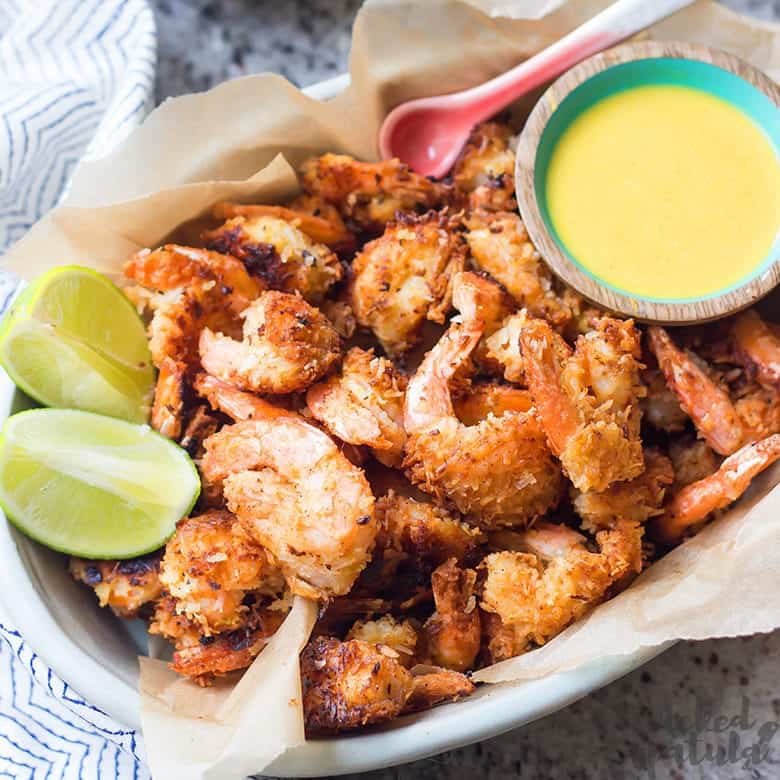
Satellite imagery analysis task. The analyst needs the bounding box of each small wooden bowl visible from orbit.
[515,41,780,324]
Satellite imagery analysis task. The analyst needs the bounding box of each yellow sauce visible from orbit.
[546,84,780,299]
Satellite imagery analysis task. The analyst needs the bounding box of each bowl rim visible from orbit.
[0,72,671,777]
[515,40,780,325]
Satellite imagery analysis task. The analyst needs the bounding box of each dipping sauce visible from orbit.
[545,84,780,300]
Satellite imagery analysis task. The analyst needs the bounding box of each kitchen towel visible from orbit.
[0,0,155,777]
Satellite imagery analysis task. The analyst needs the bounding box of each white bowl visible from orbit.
[0,74,668,776]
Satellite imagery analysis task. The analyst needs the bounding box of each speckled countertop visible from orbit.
[148,2,780,778]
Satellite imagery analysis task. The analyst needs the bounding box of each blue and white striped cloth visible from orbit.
[0,1,156,776]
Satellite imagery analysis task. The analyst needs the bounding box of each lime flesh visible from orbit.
[0,266,154,423]
[0,409,200,558]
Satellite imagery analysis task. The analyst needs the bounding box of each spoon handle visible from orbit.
[461,0,696,122]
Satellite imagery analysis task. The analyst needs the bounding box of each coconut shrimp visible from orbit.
[464,210,571,327]
[452,121,517,212]
[306,347,407,467]
[423,559,481,672]
[159,510,284,635]
[150,357,187,439]
[349,211,467,356]
[641,368,688,433]
[572,448,674,530]
[211,199,355,252]
[483,311,528,384]
[521,316,645,493]
[150,595,286,685]
[731,310,780,390]
[346,615,419,667]
[374,491,484,571]
[203,214,342,304]
[668,435,720,490]
[300,153,449,233]
[405,667,475,712]
[69,553,163,618]
[652,433,780,545]
[453,381,533,426]
[199,290,341,394]
[405,272,564,526]
[480,522,629,662]
[200,396,376,599]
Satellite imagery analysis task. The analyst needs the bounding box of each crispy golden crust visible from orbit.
[306,347,407,467]
[69,554,163,618]
[349,212,467,356]
[150,357,187,440]
[346,616,419,667]
[572,448,674,530]
[668,436,720,490]
[374,491,484,570]
[522,316,645,493]
[423,559,481,672]
[301,637,414,733]
[465,210,570,327]
[204,215,342,304]
[300,153,449,233]
[199,291,341,394]
[405,667,475,712]
[159,510,284,635]
[452,122,517,212]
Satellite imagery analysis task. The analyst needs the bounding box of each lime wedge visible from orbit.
[0,266,154,423]
[0,409,200,558]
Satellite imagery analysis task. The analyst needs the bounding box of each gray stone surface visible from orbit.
[147,1,780,778]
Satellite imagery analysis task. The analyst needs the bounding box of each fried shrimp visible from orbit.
[203,214,342,303]
[423,559,481,672]
[572,448,674,529]
[668,436,720,490]
[150,357,187,439]
[159,511,284,635]
[349,211,467,356]
[300,153,449,233]
[306,347,407,467]
[732,309,780,390]
[480,523,615,662]
[405,272,564,526]
[464,210,570,327]
[346,615,419,667]
[405,667,475,711]
[641,368,688,433]
[199,290,341,394]
[374,491,484,570]
[301,636,415,733]
[453,382,533,426]
[69,554,162,618]
[201,397,376,599]
[211,199,354,252]
[150,596,286,685]
[483,311,528,384]
[124,244,263,307]
[521,316,645,492]
[452,121,517,211]
[652,434,780,545]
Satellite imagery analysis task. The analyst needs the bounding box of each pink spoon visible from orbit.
[378,0,696,177]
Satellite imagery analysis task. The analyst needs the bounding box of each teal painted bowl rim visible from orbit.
[515,41,780,324]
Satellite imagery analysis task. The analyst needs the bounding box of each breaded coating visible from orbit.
[212,198,355,252]
[483,311,529,384]
[374,491,484,569]
[199,290,341,394]
[480,524,614,662]
[453,382,533,427]
[69,553,162,618]
[405,273,564,526]
[159,510,284,635]
[452,122,517,212]
[346,615,418,667]
[668,436,720,490]
[521,316,646,493]
[150,356,187,440]
[572,448,674,530]
[201,398,376,600]
[204,215,342,303]
[307,347,407,467]
[405,667,475,712]
[301,636,414,733]
[465,210,570,327]
[641,367,688,433]
[423,559,481,672]
[300,153,448,233]
[124,244,263,306]
[150,596,286,685]
[349,211,467,355]
[652,434,780,545]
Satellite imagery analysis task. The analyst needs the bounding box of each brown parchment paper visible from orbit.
[2,1,780,778]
